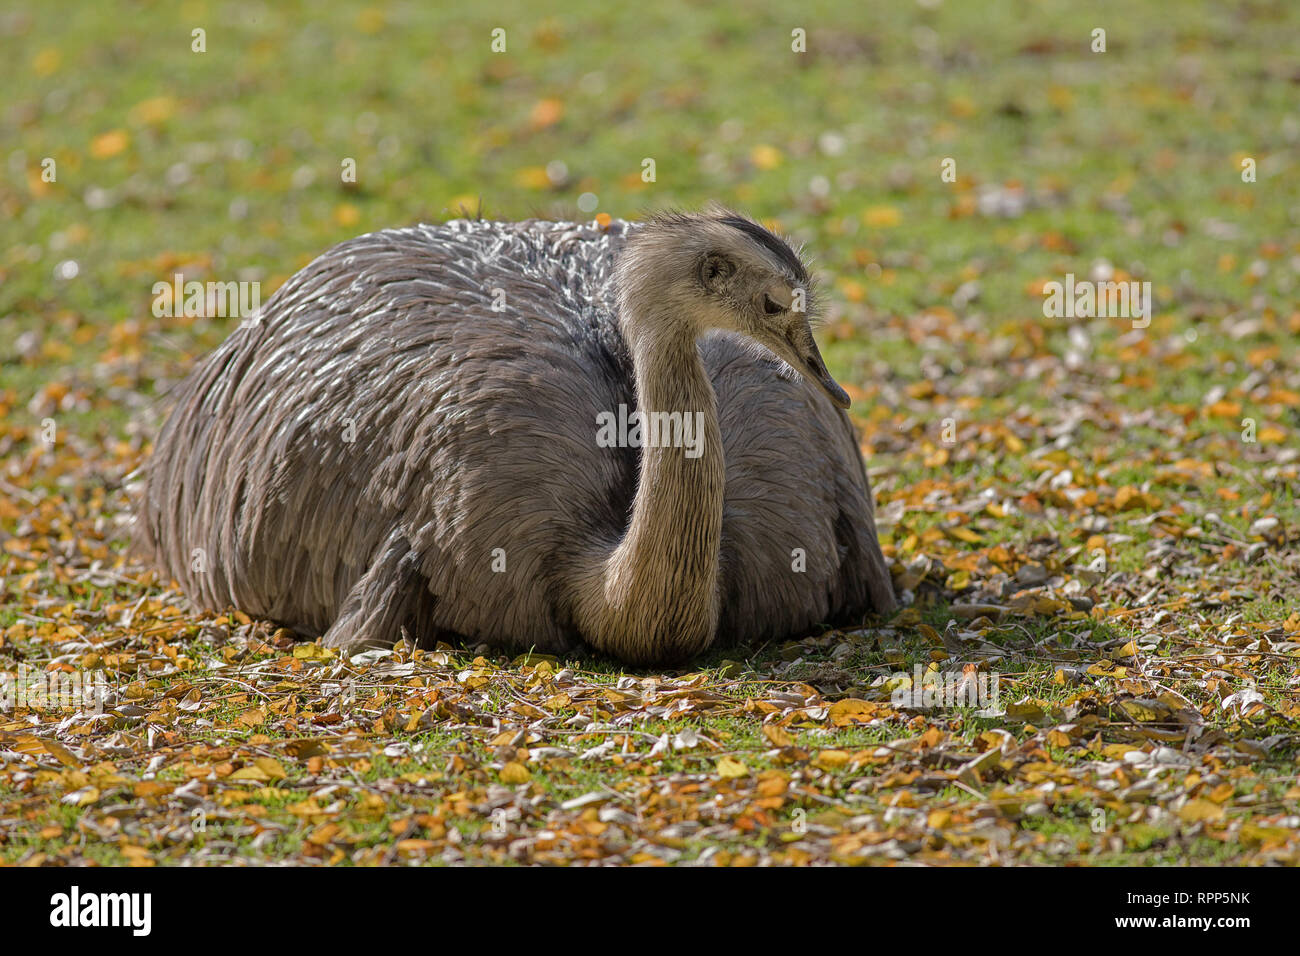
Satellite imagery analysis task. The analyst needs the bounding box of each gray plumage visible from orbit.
[136,207,896,666]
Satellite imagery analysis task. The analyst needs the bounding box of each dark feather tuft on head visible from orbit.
[714,215,808,283]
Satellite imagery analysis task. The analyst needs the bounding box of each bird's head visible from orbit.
[615,206,851,410]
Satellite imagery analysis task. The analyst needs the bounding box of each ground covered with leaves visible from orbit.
[1,2,1298,865]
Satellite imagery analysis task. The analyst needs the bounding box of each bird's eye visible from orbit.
[763,294,786,315]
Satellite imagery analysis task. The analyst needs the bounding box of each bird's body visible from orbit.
[137,213,895,665]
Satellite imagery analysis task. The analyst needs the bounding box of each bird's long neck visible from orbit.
[574,304,725,665]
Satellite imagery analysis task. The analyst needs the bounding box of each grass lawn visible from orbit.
[1,0,1298,865]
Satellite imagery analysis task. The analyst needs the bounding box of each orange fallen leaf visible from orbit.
[90,130,129,159]
[530,98,564,129]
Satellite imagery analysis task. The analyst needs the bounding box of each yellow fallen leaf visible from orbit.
[396,838,436,855]
[1102,743,1141,759]
[356,8,385,33]
[33,48,62,77]
[63,786,100,806]
[254,757,287,780]
[927,809,952,829]
[1119,699,1168,722]
[1178,799,1225,824]
[863,205,901,228]
[1240,823,1290,847]
[716,756,749,778]
[287,798,328,818]
[945,526,982,544]
[309,822,341,845]
[838,278,866,302]
[121,844,155,867]
[948,95,976,117]
[1204,400,1242,420]
[1046,85,1074,110]
[1087,661,1127,678]
[750,145,783,170]
[1006,700,1048,722]
[1204,782,1235,803]
[128,96,177,126]
[756,771,788,797]
[448,194,481,215]
[228,765,271,782]
[500,761,531,784]
[512,167,551,190]
[814,749,851,771]
[828,698,876,727]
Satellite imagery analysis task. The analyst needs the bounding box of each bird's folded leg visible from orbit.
[321,533,423,654]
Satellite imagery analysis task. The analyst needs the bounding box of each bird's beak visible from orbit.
[781,323,851,410]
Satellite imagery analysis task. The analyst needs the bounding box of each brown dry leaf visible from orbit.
[41,738,81,768]
[762,724,794,748]
[236,707,267,728]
